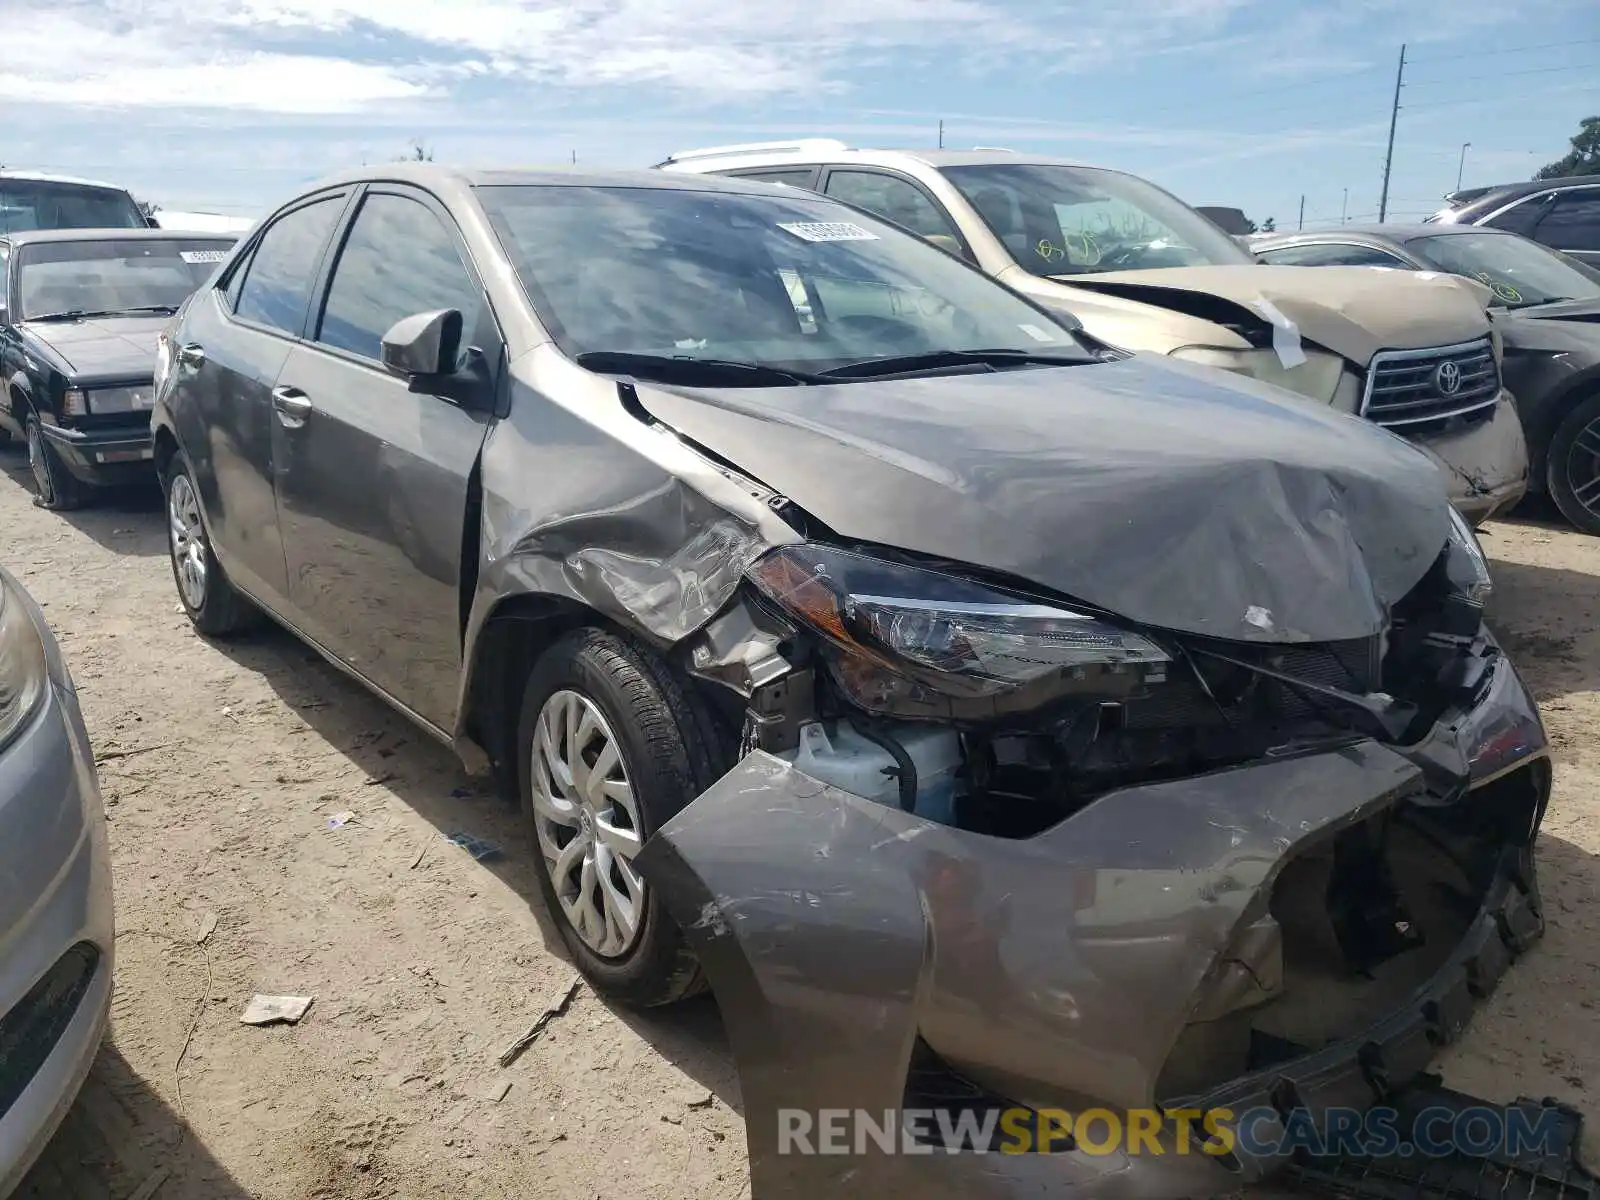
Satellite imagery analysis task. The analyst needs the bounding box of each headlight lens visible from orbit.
[747,544,1170,720]
[1169,346,1347,403]
[1444,504,1492,608]
[0,575,49,752]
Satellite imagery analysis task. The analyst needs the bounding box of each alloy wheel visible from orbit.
[168,473,209,610]
[1566,413,1600,522]
[529,688,646,959]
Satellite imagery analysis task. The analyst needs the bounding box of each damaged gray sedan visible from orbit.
[150,166,1553,1199]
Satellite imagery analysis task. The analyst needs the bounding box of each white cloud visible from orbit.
[0,0,1249,113]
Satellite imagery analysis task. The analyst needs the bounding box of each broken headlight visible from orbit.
[1169,346,1347,403]
[747,544,1171,720]
[1443,505,1492,609]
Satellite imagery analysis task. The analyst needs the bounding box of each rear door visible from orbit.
[1531,187,1600,266]
[171,190,350,611]
[271,185,498,730]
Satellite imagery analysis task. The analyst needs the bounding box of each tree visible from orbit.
[398,139,434,162]
[136,199,159,223]
[1535,115,1600,181]
[1261,217,1277,232]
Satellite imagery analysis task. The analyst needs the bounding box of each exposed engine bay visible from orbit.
[714,502,1500,842]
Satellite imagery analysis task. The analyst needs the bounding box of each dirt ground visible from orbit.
[5,446,1599,1200]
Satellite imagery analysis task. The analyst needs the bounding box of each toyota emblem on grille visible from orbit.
[1434,360,1463,395]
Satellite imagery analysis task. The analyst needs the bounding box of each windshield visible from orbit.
[0,180,146,234]
[940,163,1255,277]
[1405,232,1600,308]
[475,184,1093,377]
[17,238,235,320]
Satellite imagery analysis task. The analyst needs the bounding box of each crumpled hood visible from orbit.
[1065,264,1494,366]
[636,354,1452,644]
[19,314,165,378]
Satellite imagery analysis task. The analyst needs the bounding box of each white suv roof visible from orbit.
[655,140,1083,174]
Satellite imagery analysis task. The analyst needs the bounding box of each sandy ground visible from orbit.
[4,448,1598,1199]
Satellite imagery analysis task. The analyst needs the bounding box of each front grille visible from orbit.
[1361,337,1500,429]
[0,942,100,1119]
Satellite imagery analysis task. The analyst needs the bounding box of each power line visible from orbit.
[1406,61,1600,87]
[1402,83,1600,111]
[1406,35,1600,65]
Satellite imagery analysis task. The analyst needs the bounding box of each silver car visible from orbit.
[0,565,114,1197]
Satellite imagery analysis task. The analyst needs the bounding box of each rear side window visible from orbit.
[316,192,483,363]
[727,168,821,190]
[1484,194,1547,238]
[235,197,343,336]
[1258,243,1410,267]
[823,170,963,250]
[1535,190,1600,253]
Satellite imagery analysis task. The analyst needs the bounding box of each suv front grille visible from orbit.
[1361,337,1499,429]
[0,942,100,1119]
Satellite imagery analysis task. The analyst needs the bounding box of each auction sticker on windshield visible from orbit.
[778,221,880,243]
[180,250,229,264]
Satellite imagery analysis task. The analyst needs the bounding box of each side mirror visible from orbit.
[380,308,463,379]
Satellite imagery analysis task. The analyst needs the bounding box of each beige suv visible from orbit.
[659,141,1528,525]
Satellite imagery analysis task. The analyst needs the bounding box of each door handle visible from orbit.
[177,343,205,368]
[271,386,312,427]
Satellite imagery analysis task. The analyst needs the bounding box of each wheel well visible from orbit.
[463,596,608,801]
[152,427,179,484]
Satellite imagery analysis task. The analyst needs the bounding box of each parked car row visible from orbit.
[0,148,1575,1198]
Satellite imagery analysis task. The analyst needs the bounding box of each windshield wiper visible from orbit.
[814,348,1089,380]
[26,304,180,322]
[575,351,824,386]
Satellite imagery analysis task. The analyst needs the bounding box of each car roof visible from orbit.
[2,227,237,248]
[657,141,1109,172]
[0,169,135,194]
[1253,223,1514,248]
[1449,175,1600,218]
[294,162,825,197]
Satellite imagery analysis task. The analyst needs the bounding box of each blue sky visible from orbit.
[2,0,1596,228]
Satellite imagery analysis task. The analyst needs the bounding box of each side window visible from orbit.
[235,197,343,335]
[822,170,964,255]
[1259,243,1410,267]
[316,192,483,363]
[727,168,821,191]
[1484,195,1548,238]
[1534,190,1600,253]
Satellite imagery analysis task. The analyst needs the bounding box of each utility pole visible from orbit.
[571,149,577,164]
[1342,188,1349,225]
[938,120,944,149]
[1456,142,1471,191]
[1298,195,1305,230]
[1378,43,1406,223]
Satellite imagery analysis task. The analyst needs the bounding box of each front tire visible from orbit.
[165,456,257,636]
[517,628,729,1008]
[1548,393,1600,536]
[26,416,94,511]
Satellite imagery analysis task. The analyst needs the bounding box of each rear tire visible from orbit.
[517,627,730,1008]
[1547,393,1600,537]
[26,416,94,511]
[165,455,258,637]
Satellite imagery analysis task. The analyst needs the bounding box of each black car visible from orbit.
[1253,223,1600,534]
[1426,175,1600,268]
[0,228,235,508]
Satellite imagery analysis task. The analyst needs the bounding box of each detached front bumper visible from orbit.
[37,422,155,488]
[1408,392,1529,527]
[0,596,115,1197]
[637,648,1551,1200]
